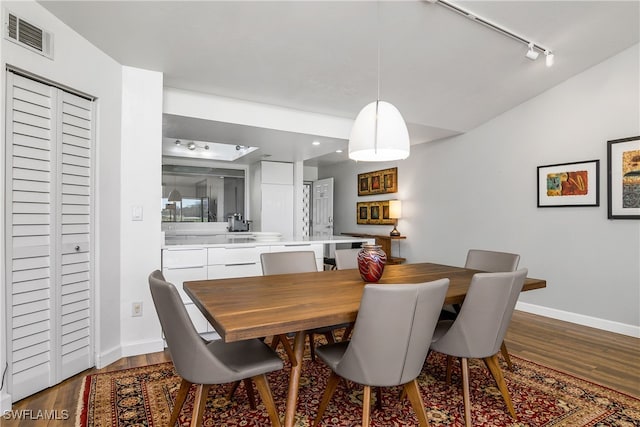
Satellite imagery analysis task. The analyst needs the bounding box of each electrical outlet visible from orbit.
[132,302,143,317]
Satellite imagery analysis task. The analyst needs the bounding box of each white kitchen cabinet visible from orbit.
[261,161,293,185]
[207,246,267,279]
[161,248,211,336]
[250,161,294,239]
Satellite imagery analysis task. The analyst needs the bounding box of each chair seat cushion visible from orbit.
[314,341,350,371]
[207,339,284,380]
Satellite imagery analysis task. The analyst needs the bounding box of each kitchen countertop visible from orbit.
[162,233,375,249]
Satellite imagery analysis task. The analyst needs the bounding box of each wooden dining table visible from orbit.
[184,262,546,427]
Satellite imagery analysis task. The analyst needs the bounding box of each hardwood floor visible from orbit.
[3,311,639,426]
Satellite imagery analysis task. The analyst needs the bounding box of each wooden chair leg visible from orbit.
[309,333,316,361]
[252,373,282,427]
[341,323,354,341]
[313,372,341,426]
[484,354,516,419]
[226,379,257,409]
[274,334,296,365]
[170,379,191,427]
[445,355,454,384]
[362,385,372,427]
[190,384,211,427]
[460,358,472,427]
[323,331,336,345]
[403,379,430,427]
[270,335,281,350]
[226,380,241,401]
[500,341,513,370]
[244,378,257,409]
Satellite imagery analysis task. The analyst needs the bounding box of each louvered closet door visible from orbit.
[5,72,94,400]
[57,91,93,379]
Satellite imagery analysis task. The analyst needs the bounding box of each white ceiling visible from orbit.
[39,0,640,166]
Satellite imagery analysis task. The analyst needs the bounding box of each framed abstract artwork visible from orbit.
[607,136,640,219]
[356,200,395,225]
[357,167,397,196]
[537,160,600,207]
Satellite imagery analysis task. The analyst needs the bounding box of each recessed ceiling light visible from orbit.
[336,149,343,153]
[312,141,320,146]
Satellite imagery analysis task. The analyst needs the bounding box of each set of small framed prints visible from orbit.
[537,136,639,219]
[356,167,397,225]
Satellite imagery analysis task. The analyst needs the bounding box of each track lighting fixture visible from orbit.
[525,43,539,61]
[430,0,554,67]
[545,50,555,67]
[174,139,211,152]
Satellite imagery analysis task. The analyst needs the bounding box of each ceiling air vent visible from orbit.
[4,11,53,59]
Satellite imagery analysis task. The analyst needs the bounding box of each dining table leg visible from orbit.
[284,330,306,427]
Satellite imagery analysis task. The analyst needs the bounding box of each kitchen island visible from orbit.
[161,233,374,339]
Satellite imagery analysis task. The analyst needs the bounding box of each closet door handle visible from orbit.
[75,246,80,251]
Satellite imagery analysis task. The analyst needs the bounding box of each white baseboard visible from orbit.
[96,345,122,369]
[1,391,12,414]
[516,302,640,338]
[120,338,164,358]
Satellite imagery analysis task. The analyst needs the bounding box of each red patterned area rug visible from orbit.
[77,352,640,426]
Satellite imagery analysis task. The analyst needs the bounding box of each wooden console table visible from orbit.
[341,232,407,264]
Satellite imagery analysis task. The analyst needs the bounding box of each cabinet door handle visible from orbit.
[284,244,310,247]
[75,245,80,251]
[225,262,257,267]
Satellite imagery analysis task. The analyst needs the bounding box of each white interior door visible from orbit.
[312,178,334,238]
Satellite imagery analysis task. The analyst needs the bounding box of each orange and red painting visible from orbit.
[546,170,589,197]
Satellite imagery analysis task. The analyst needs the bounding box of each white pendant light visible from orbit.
[349,2,410,162]
[349,100,410,161]
[168,188,182,202]
[168,174,182,202]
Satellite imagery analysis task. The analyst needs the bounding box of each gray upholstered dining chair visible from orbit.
[334,248,361,270]
[313,279,450,427]
[430,268,528,427]
[333,248,362,342]
[465,249,520,368]
[442,249,520,368]
[465,249,520,273]
[261,251,348,362]
[148,270,283,427]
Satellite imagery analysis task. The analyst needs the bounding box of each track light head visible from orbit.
[525,43,539,61]
[187,142,196,150]
[545,50,555,67]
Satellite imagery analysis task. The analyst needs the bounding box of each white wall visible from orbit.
[1,0,123,411]
[119,67,164,356]
[322,45,640,336]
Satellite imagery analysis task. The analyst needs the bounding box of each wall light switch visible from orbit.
[132,206,143,221]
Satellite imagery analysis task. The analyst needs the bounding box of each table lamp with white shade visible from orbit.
[389,200,402,237]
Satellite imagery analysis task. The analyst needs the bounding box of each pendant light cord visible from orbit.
[374,0,381,154]
[376,0,381,102]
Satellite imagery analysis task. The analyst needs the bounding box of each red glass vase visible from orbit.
[357,244,387,283]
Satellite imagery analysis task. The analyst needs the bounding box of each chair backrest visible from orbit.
[335,279,449,387]
[260,251,318,275]
[148,270,235,383]
[465,249,520,272]
[334,248,361,270]
[435,268,528,358]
